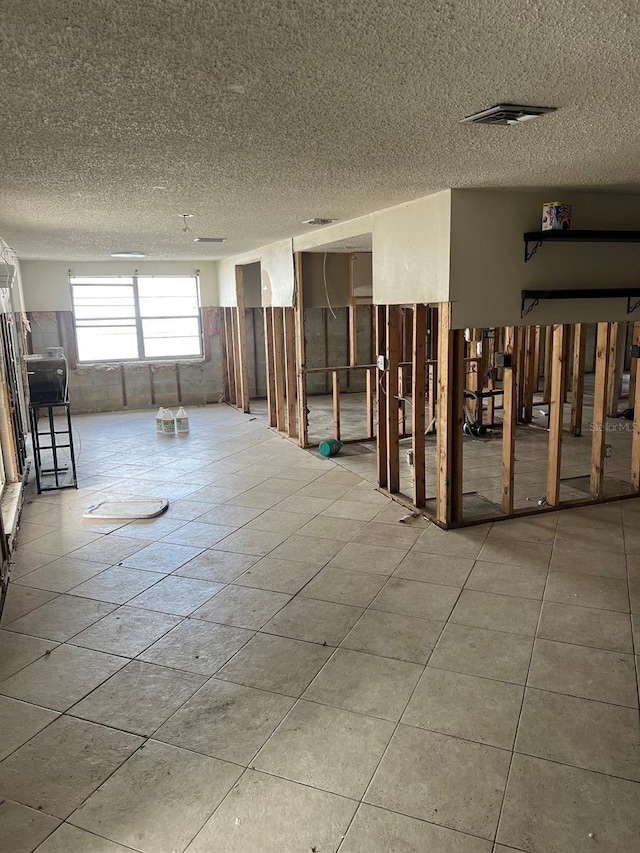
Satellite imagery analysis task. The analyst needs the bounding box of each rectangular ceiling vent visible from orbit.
[461,104,557,126]
[303,218,336,226]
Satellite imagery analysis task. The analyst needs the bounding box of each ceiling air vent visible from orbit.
[303,218,336,226]
[461,104,557,126]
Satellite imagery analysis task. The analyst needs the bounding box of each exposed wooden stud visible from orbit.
[284,307,297,437]
[272,307,286,431]
[546,324,567,507]
[501,326,518,515]
[412,304,427,507]
[219,309,231,403]
[485,329,496,425]
[263,308,277,427]
[293,253,308,447]
[606,322,622,417]
[386,305,402,493]
[561,324,572,402]
[332,370,341,440]
[376,306,388,488]
[628,322,640,409]
[570,323,587,436]
[522,325,537,423]
[231,307,241,408]
[590,322,612,500]
[466,329,480,422]
[348,253,357,367]
[632,341,640,491]
[365,367,375,439]
[436,303,464,526]
[543,325,553,402]
[234,267,250,413]
[533,325,542,392]
[224,308,237,405]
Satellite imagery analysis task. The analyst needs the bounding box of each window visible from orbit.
[70,274,202,362]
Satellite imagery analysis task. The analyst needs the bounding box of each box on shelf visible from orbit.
[542,201,572,231]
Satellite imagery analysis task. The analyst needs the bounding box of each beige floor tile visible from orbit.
[328,541,407,574]
[69,740,241,853]
[69,606,181,656]
[245,509,314,535]
[296,481,352,500]
[630,579,640,614]
[62,535,151,564]
[528,638,638,707]
[627,554,640,580]
[342,484,390,507]
[8,550,57,580]
[321,499,381,522]
[162,521,237,549]
[537,600,634,653]
[371,503,430,527]
[550,541,627,577]
[69,659,206,736]
[186,770,357,853]
[127,575,223,616]
[544,571,630,612]
[13,557,109,594]
[403,667,523,749]
[228,487,288,509]
[23,528,102,557]
[341,609,444,664]
[371,577,460,621]
[117,515,191,541]
[0,630,58,681]
[0,586,58,626]
[365,725,510,840]
[303,648,422,720]
[192,585,290,629]
[195,503,263,528]
[155,678,294,764]
[0,696,58,761]
[464,560,547,600]
[121,541,204,572]
[394,551,474,587]
[273,494,334,515]
[412,526,487,559]
[254,699,393,798]
[267,534,344,565]
[138,618,253,675]
[297,514,365,542]
[484,515,558,545]
[262,596,363,645]
[212,528,289,557]
[9,523,57,545]
[428,624,534,684]
[450,590,541,636]
[0,716,141,819]
[477,539,552,570]
[234,556,321,594]
[34,824,134,852]
[300,565,387,607]
[4,595,117,642]
[70,566,166,604]
[216,632,331,696]
[497,754,640,853]
[0,644,126,711]
[173,549,259,582]
[516,687,640,780]
[0,799,60,853]
[352,521,422,550]
[340,803,492,853]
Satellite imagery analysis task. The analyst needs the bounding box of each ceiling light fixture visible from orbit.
[303,218,336,226]
[180,213,194,232]
[111,251,146,258]
[461,103,557,126]
[193,237,227,243]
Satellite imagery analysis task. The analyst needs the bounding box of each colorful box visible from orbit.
[542,201,572,231]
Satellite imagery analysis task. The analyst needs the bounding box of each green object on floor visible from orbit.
[319,439,343,457]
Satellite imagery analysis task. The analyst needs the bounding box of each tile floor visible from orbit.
[0,404,639,852]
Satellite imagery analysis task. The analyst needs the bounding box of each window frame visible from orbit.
[69,273,204,364]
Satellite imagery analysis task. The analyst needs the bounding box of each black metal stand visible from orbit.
[29,402,78,493]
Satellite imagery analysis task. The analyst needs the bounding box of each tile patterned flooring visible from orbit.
[0,404,639,852]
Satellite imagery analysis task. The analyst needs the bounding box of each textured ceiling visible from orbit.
[1,0,640,260]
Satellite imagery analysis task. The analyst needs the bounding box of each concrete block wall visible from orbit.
[305,306,373,395]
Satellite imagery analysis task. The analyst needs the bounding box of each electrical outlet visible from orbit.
[630,344,640,358]
[377,354,388,371]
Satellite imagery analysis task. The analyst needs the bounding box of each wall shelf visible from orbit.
[523,229,640,262]
[521,287,640,318]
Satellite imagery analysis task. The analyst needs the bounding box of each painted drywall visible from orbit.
[352,252,373,301]
[20,260,219,311]
[303,253,350,309]
[217,239,295,307]
[372,191,451,305]
[242,262,262,308]
[449,189,640,328]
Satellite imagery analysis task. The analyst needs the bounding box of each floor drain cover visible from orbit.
[83,498,169,519]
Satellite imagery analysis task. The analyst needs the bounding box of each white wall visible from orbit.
[449,189,640,328]
[217,239,295,307]
[372,191,451,305]
[20,260,219,311]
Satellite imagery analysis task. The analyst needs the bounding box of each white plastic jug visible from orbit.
[161,408,175,434]
[175,406,190,434]
[155,407,165,433]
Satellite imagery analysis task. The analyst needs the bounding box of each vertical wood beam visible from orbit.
[348,253,357,366]
[522,325,537,423]
[284,307,297,437]
[386,305,402,493]
[546,324,567,507]
[501,327,518,515]
[590,322,612,499]
[376,306,388,488]
[543,325,553,402]
[485,330,496,426]
[272,308,286,431]
[533,325,542,392]
[436,303,464,526]
[628,322,640,409]
[224,308,237,405]
[412,304,427,507]
[234,267,250,413]
[365,368,374,439]
[570,323,587,437]
[332,371,341,440]
[293,253,308,447]
[219,309,230,403]
[632,343,640,491]
[263,308,277,427]
[606,322,622,417]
